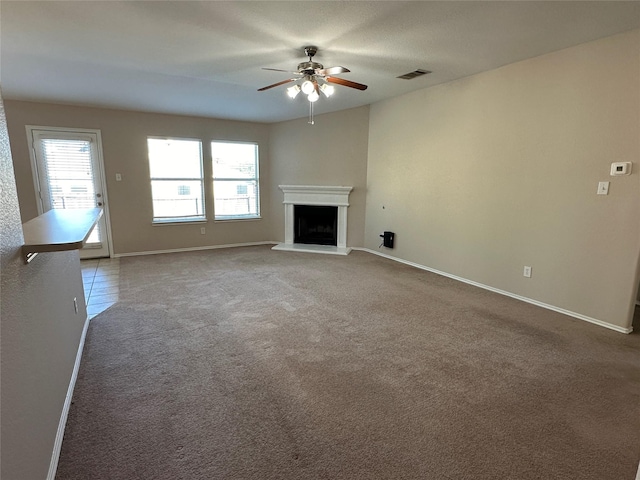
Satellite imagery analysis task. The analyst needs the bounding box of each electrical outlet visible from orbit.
[523,266,532,278]
[200,227,206,235]
[73,297,78,314]
[115,173,122,181]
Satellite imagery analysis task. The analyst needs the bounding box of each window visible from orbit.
[38,138,96,210]
[148,138,205,223]
[211,141,260,220]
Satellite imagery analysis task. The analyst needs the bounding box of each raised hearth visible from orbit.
[272,185,352,255]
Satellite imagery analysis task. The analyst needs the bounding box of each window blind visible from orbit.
[40,138,101,243]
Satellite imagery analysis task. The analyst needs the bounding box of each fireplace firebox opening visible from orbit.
[294,205,337,246]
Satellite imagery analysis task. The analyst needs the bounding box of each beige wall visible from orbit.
[365,30,640,330]
[5,102,272,255]
[1,91,88,477]
[268,106,370,247]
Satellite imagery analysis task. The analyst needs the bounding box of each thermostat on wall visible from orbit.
[610,162,632,176]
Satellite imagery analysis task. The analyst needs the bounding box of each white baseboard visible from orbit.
[47,314,91,480]
[354,248,633,334]
[113,241,277,258]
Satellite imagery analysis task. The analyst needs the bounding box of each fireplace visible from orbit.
[295,205,337,246]
[272,185,352,255]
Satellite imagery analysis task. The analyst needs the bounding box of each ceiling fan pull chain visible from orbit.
[308,101,314,125]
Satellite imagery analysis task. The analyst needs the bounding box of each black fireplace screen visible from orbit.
[294,205,338,246]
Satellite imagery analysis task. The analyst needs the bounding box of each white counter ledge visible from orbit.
[21,208,103,263]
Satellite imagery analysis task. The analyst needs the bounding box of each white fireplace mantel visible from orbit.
[272,185,353,255]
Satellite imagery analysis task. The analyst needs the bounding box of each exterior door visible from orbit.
[28,127,111,259]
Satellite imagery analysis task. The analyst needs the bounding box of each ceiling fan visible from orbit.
[257,46,368,102]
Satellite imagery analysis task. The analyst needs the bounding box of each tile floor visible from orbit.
[81,257,121,319]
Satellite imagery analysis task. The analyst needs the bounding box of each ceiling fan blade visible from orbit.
[326,76,368,91]
[316,66,350,76]
[262,67,301,75]
[257,78,296,91]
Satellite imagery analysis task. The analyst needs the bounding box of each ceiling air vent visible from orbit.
[396,69,431,80]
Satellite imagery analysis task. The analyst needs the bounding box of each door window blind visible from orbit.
[39,138,101,243]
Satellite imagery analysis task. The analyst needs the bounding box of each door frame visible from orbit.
[25,125,114,258]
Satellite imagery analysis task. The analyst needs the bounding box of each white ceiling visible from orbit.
[1,1,639,124]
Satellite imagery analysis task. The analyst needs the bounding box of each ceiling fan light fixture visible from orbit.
[301,79,315,95]
[258,46,368,124]
[320,83,335,98]
[286,85,301,99]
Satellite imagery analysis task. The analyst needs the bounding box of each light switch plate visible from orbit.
[597,181,609,195]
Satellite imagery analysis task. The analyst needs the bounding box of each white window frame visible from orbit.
[147,136,206,225]
[211,140,261,221]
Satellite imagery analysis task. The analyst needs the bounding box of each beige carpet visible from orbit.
[56,246,640,479]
